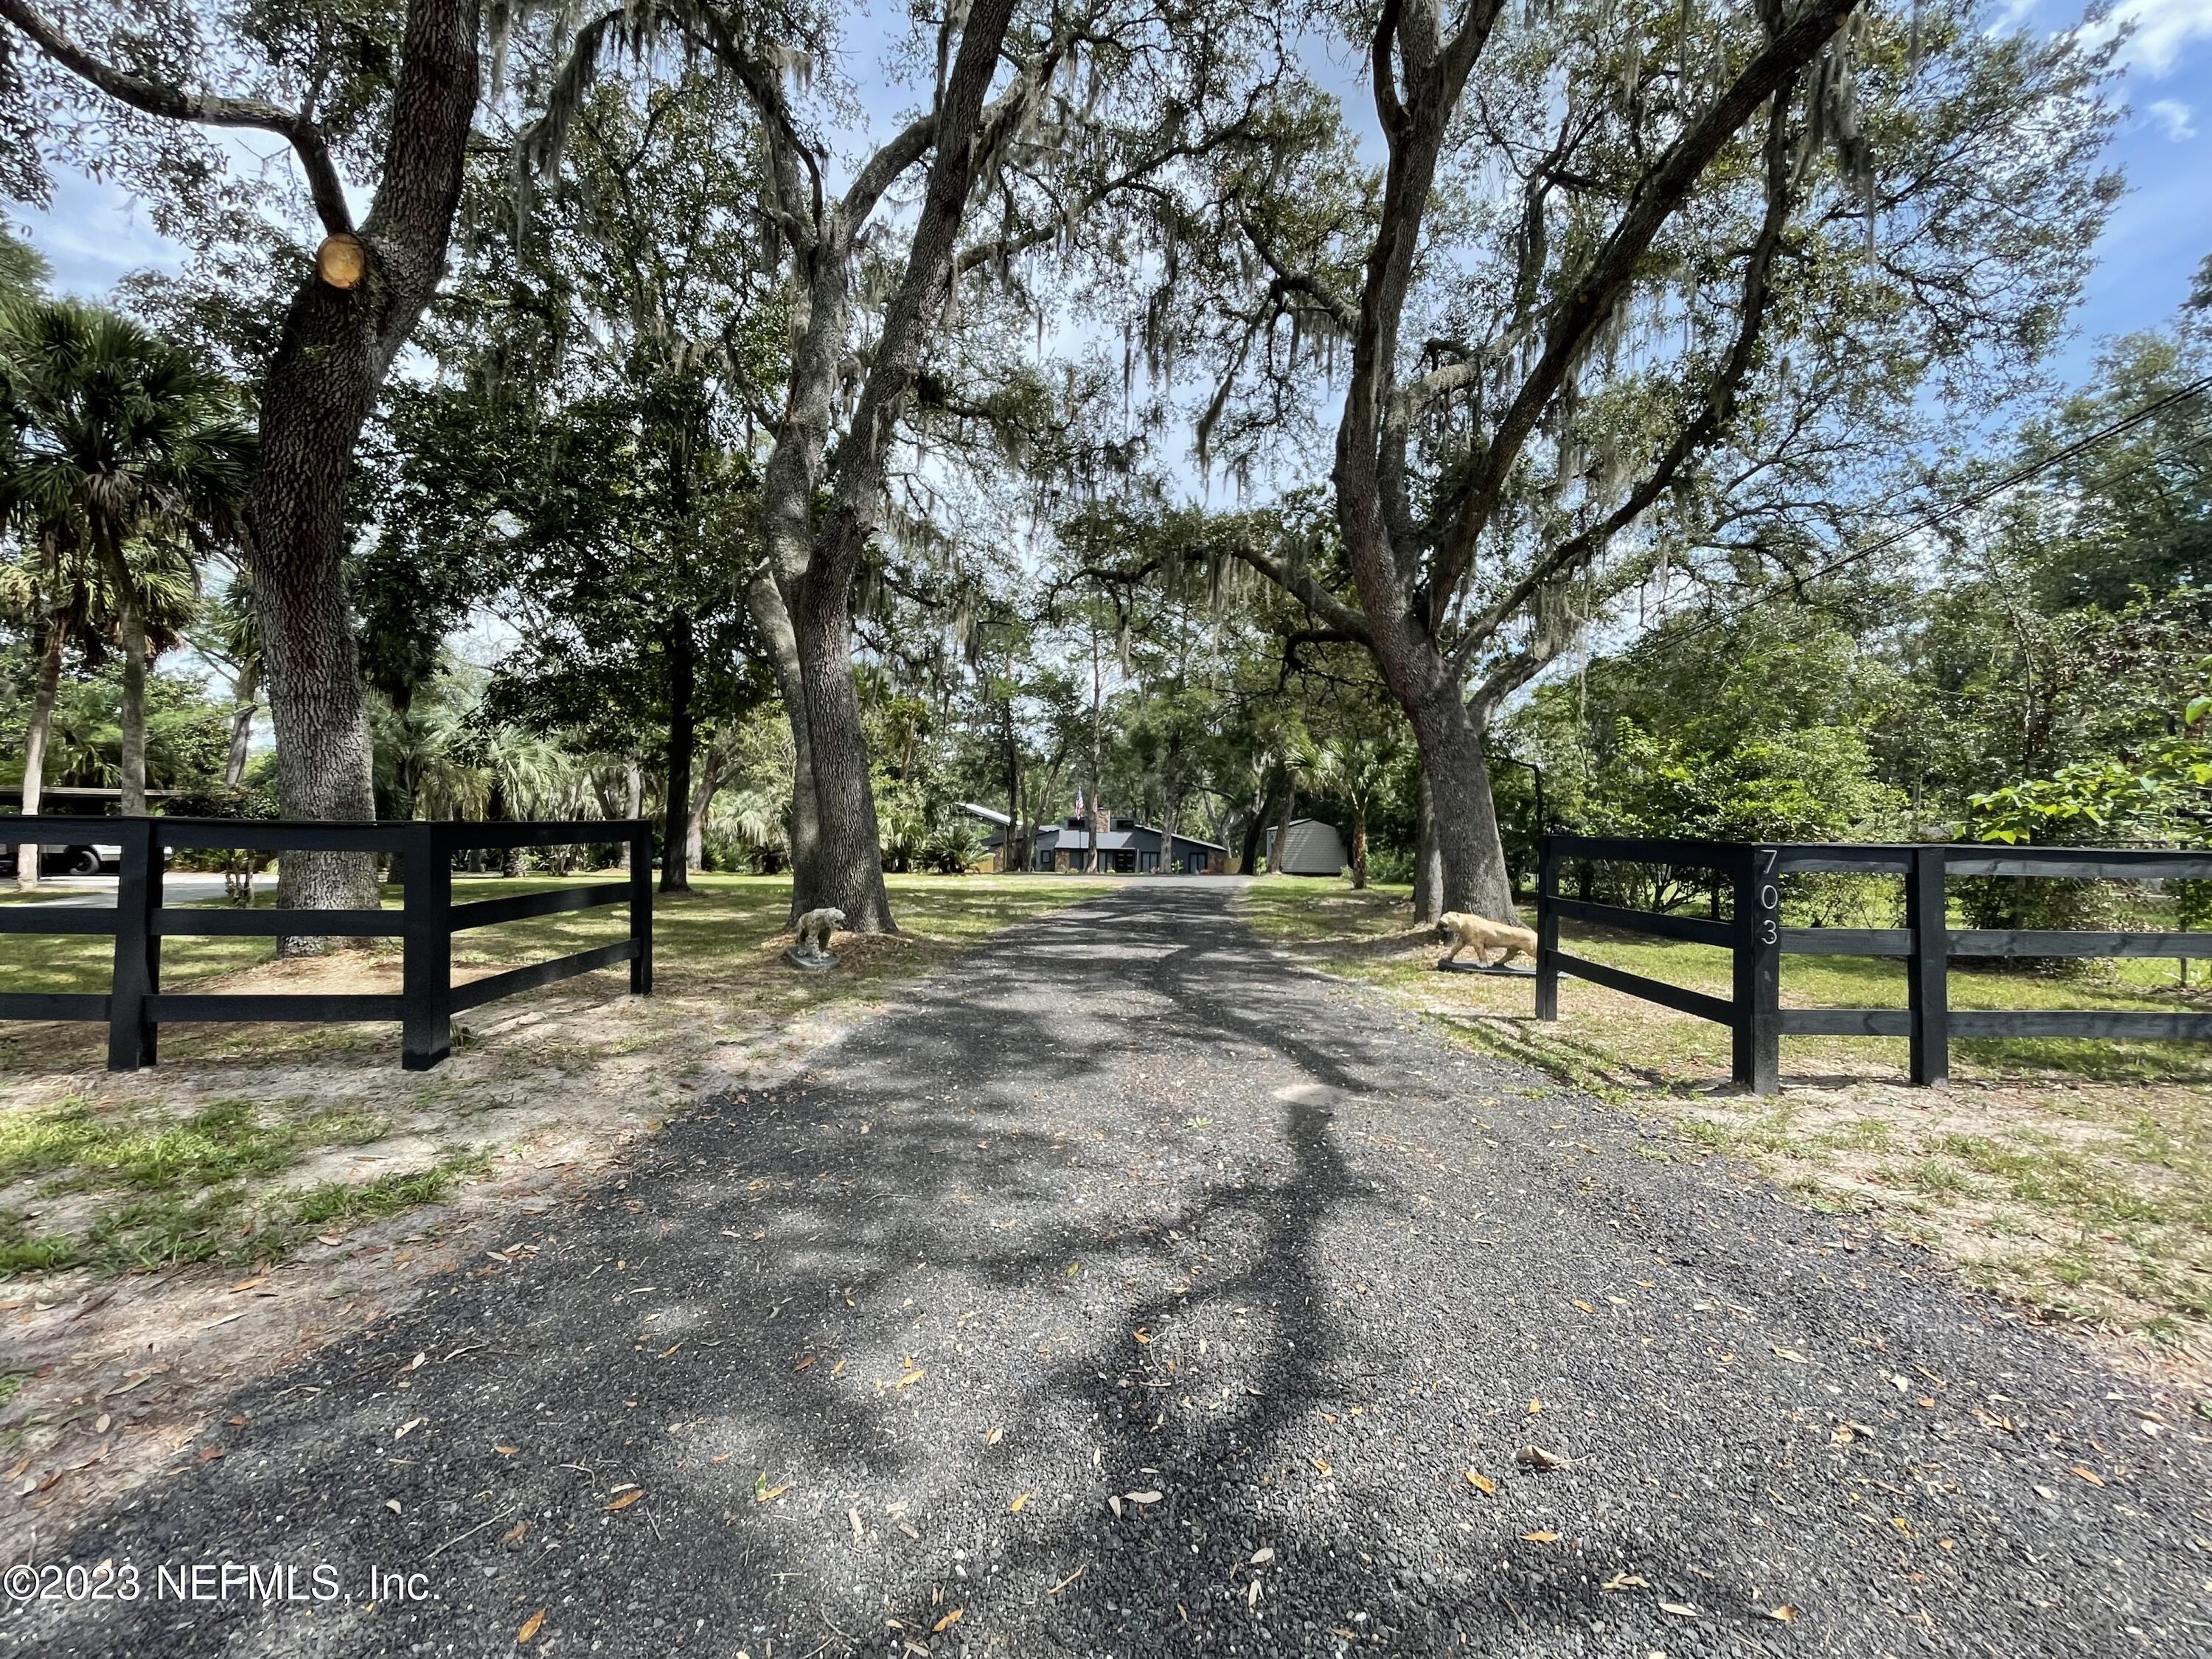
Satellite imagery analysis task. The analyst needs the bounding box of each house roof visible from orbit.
[984,820,1227,854]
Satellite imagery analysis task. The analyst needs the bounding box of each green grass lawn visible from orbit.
[1242,877,2212,1360]
[1240,878,2212,1086]
[0,872,1112,1279]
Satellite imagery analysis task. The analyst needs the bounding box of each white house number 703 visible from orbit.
[1756,850,1779,945]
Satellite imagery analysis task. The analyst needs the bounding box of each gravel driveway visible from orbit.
[10,882,2208,1656]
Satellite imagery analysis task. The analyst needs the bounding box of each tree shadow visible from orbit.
[16,887,2204,1657]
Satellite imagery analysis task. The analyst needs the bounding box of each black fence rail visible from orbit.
[0,816,653,1072]
[1535,834,2212,1093]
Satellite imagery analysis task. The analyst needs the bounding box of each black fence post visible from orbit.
[1731,844,1781,1093]
[1907,844,1950,1086]
[105,818,160,1071]
[629,824,654,995]
[401,822,452,1071]
[1535,835,1560,1021]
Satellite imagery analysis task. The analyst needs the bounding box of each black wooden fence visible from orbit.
[1535,834,2212,1093]
[0,816,653,1072]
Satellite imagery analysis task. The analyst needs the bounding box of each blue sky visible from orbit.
[17,0,2211,385]
[2048,0,2212,370]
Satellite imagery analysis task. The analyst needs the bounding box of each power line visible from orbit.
[1661,373,2212,644]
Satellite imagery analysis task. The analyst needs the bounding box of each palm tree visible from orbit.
[0,300,252,815]
[1318,734,1399,891]
[0,536,195,886]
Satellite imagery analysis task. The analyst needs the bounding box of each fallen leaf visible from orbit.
[605,1490,644,1512]
[1660,1601,1700,1618]
[849,1508,864,1540]
[933,1608,963,1634]
[660,1343,684,1360]
[892,1370,926,1391]
[1133,1330,1151,1345]
[1773,1347,1809,1365]
[1126,1490,1163,1505]
[1600,1572,1647,1593]
[385,1498,400,1514]
[1767,1604,1798,1623]
[1571,1300,1594,1313]
[1520,1531,1559,1543]
[1311,1457,1332,1477]
[1250,1547,1274,1565]
[229,1276,265,1295]
[516,1609,546,1644]
[830,1358,847,1378]
[757,1482,790,1503]
[494,1445,518,1457]
[1527,1397,1543,1416]
[1465,1470,1496,1495]
[1107,1495,1123,1518]
[1517,1446,1568,1471]
[501,1520,529,1546]
[406,1352,426,1371]
[897,1521,921,1540]
[985,1425,1004,1445]
[1247,1578,1262,1608]
[2070,1464,2105,1487]
[395,1417,425,1440]
[94,1413,110,1434]
[1009,1491,1034,1513]
[793,1355,815,1372]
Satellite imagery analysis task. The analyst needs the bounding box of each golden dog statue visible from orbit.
[1436,911,1539,968]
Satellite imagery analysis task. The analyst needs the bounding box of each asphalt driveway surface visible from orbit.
[8,883,2208,1656]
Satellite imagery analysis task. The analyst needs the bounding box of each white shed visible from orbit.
[1266,818,1346,877]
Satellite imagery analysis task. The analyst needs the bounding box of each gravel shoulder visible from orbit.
[7,881,2208,1657]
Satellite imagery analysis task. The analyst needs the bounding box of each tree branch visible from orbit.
[1450,77,1804,654]
[0,0,354,234]
[1437,0,1859,599]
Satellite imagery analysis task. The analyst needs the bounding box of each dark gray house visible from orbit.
[967,808,1225,874]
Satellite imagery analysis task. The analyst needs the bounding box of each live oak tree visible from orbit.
[0,0,488,920]
[511,0,1287,930]
[1151,0,2117,918]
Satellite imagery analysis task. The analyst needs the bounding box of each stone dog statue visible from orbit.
[784,906,846,972]
[1436,910,1539,969]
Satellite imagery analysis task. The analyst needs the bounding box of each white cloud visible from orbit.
[2146,97,2199,138]
[2102,0,2212,75]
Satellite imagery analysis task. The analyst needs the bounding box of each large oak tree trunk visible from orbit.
[256,0,481,941]
[15,611,66,891]
[789,0,1018,932]
[1405,669,1516,919]
[661,611,695,894]
[746,574,820,915]
[793,580,894,929]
